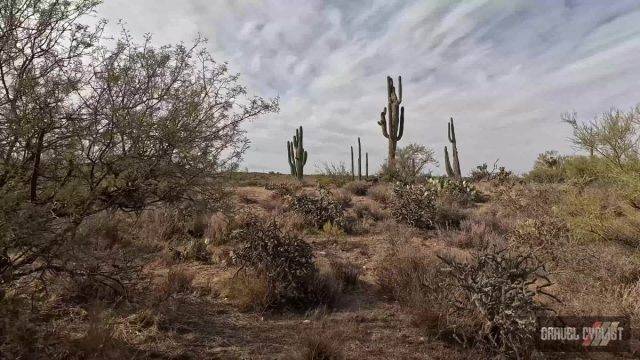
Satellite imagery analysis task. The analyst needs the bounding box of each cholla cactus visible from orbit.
[287,126,307,180]
[438,248,557,357]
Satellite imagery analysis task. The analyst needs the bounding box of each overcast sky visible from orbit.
[96,0,640,175]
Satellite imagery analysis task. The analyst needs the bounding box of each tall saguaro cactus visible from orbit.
[357,137,362,180]
[350,146,355,180]
[377,76,404,171]
[365,152,369,179]
[444,118,461,178]
[287,126,307,180]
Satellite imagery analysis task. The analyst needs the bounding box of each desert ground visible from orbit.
[3,167,640,359]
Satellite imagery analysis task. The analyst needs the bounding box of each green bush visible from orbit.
[289,189,348,231]
[390,183,438,229]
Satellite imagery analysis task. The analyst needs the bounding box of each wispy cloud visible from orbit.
[96,0,640,174]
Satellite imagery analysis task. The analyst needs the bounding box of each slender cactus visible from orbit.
[287,126,307,180]
[350,146,355,180]
[377,76,404,171]
[444,118,461,178]
[444,146,454,177]
[365,152,369,179]
[357,137,362,180]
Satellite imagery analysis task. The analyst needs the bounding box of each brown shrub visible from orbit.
[353,200,388,221]
[376,247,450,306]
[330,188,353,208]
[229,218,343,311]
[205,212,231,245]
[328,259,360,290]
[290,333,344,360]
[451,218,505,249]
[342,180,371,196]
[367,183,393,204]
[70,306,129,359]
[155,266,194,298]
[223,271,271,312]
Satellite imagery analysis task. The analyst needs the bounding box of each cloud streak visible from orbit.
[96,0,640,174]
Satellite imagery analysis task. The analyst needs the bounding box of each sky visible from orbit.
[95,0,640,175]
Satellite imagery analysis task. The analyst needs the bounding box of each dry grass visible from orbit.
[7,173,640,358]
[290,333,345,360]
[155,266,195,299]
[342,180,371,196]
[367,183,393,204]
[223,271,272,312]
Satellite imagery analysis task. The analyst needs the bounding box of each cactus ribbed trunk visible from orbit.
[357,137,362,180]
[365,152,369,179]
[377,76,404,172]
[444,146,454,177]
[350,146,355,180]
[444,118,461,179]
[287,126,307,180]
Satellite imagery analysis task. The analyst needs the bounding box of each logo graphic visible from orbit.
[537,316,630,352]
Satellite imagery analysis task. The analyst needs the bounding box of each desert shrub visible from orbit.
[317,161,351,187]
[60,275,125,306]
[0,0,277,290]
[223,271,271,312]
[508,217,569,249]
[375,246,461,338]
[342,180,370,196]
[155,266,195,299]
[562,155,610,181]
[390,183,437,229]
[451,219,504,249]
[291,334,345,360]
[328,260,360,290]
[494,183,563,220]
[425,178,482,205]
[205,212,231,245]
[321,221,345,240]
[470,162,514,184]
[559,186,640,247]
[433,202,466,229]
[266,181,303,197]
[377,248,449,305]
[289,189,348,231]
[353,201,387,221]
[438,248,557,357]
[525,151,567,183]
[366,183,393,204]
[379,143,437,184]
[231,219,317,310]
[330,189,352,208]
[183,238,211,262]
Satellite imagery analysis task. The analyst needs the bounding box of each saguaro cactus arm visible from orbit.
[378,108,389,138]
[444,146,454,177]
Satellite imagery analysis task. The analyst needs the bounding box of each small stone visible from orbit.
[303,319,311,324]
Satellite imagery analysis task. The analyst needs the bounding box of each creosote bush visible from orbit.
[342,180,370,196]
[390,183,437,229]
[289,188,348,231]
[230,218,339,310]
